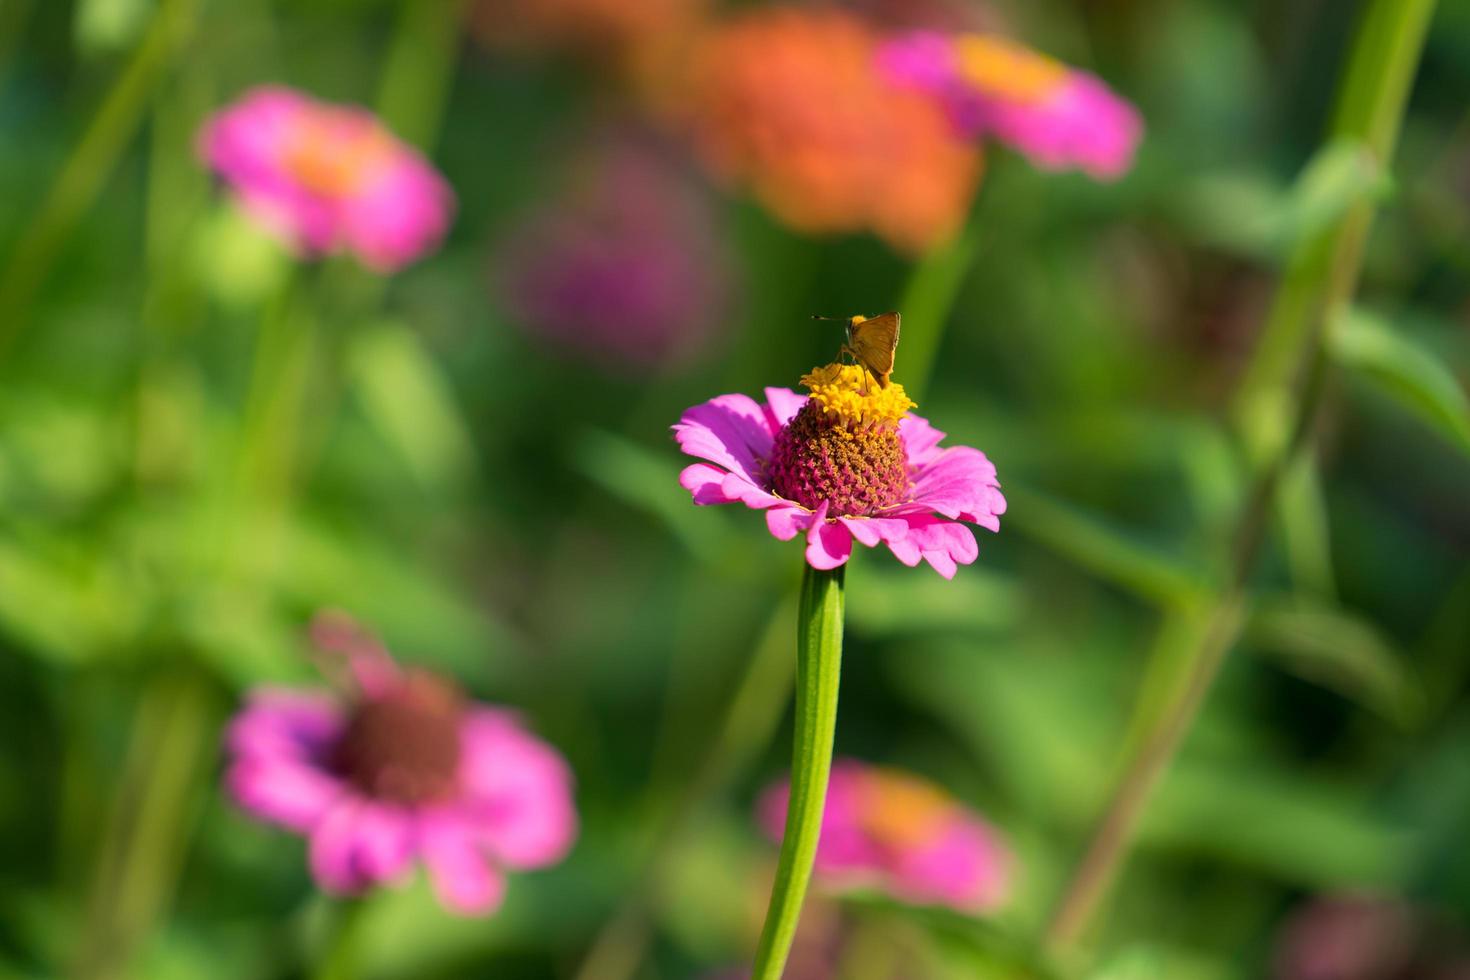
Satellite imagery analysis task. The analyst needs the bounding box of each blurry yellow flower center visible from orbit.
[857,768,955,849]
[955,34,1068,105]
[800,363,915,429]
[284,109,395,197]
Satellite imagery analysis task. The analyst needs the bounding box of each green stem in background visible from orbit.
[898,200,988,404]
[375,0,465,150]
[1232,0,1439,465]
[0,0,198,360]
[72,672,217,980]
[1044,0,1438,955]
[751,564,845,980]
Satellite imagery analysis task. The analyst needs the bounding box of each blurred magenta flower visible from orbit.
[495,132,733,372]
[224,613,575,914]
[685,8,983,253]
[199,86,454,272]
[674,362,1005,577]
[758,759,1013,912]
[878,31,1142,180]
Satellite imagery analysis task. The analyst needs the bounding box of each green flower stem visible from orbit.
[751,564,845,980]
[311,898,370,980]
[1044,0,1437,955]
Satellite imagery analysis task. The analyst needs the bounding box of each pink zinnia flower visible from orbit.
[759,759,1013,912]
[674,359,1005,577]
[199,86,454,272]
[878,30,1142,181]
[224,613,576,915]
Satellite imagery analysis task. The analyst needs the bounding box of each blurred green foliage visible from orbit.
[1,0,1468,978]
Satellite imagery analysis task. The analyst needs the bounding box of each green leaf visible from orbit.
[348,322,477,491]
[1330,308,1470,453]
[1274,141,1391,251]
[1274,454,1337,599]
[1245,595,1423,724]
[1175,141,1389,259]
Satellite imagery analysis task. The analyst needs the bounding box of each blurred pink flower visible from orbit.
[758,759,1013,912]
[1274,893,1470,980]
[674,363,1005,577]
[878,31,1142,180]
[496,132,733,373]
[199,86,454,272]
[224,613,575,915]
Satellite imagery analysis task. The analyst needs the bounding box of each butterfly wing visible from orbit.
[852,311,900,386]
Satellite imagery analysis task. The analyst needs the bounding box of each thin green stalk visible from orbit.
[375,0,465,150]
[311,899,370,980]
[72,672,217,980]
[751,564,845,980]
[1044,0,1437,954]
[1232,0,1439,465]
[0,0,198,358]
[898,210,987,404]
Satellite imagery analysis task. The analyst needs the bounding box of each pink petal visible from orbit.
[340,156,454,272]
[309,799,372,894]
[672,393,780,488]
[680,462,743,505]
[306,798,416,894]
[350,802,416,884]
[908,445,1004,525]
[766,504,814,541]
[903,516,980,579]
[890,817,1013,912]
[418,811,507,915]
[227,757,343,832]
[838,516,911,549]
[457,709,577,869]
[804,502,853,570]
[898,414,948,467]
[226,690,342,763]
[762,387,807,429]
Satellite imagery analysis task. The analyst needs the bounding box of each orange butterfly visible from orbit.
[815,311,901,389]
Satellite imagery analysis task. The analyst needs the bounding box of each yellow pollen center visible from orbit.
[283,109,395,197]
[857,768,956,850]
[955,34,1068,105]
[800,362,915,428]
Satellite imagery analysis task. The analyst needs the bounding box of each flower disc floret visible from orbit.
[799,363,915,426]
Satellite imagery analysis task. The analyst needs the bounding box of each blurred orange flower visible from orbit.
[685,7,982,254]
